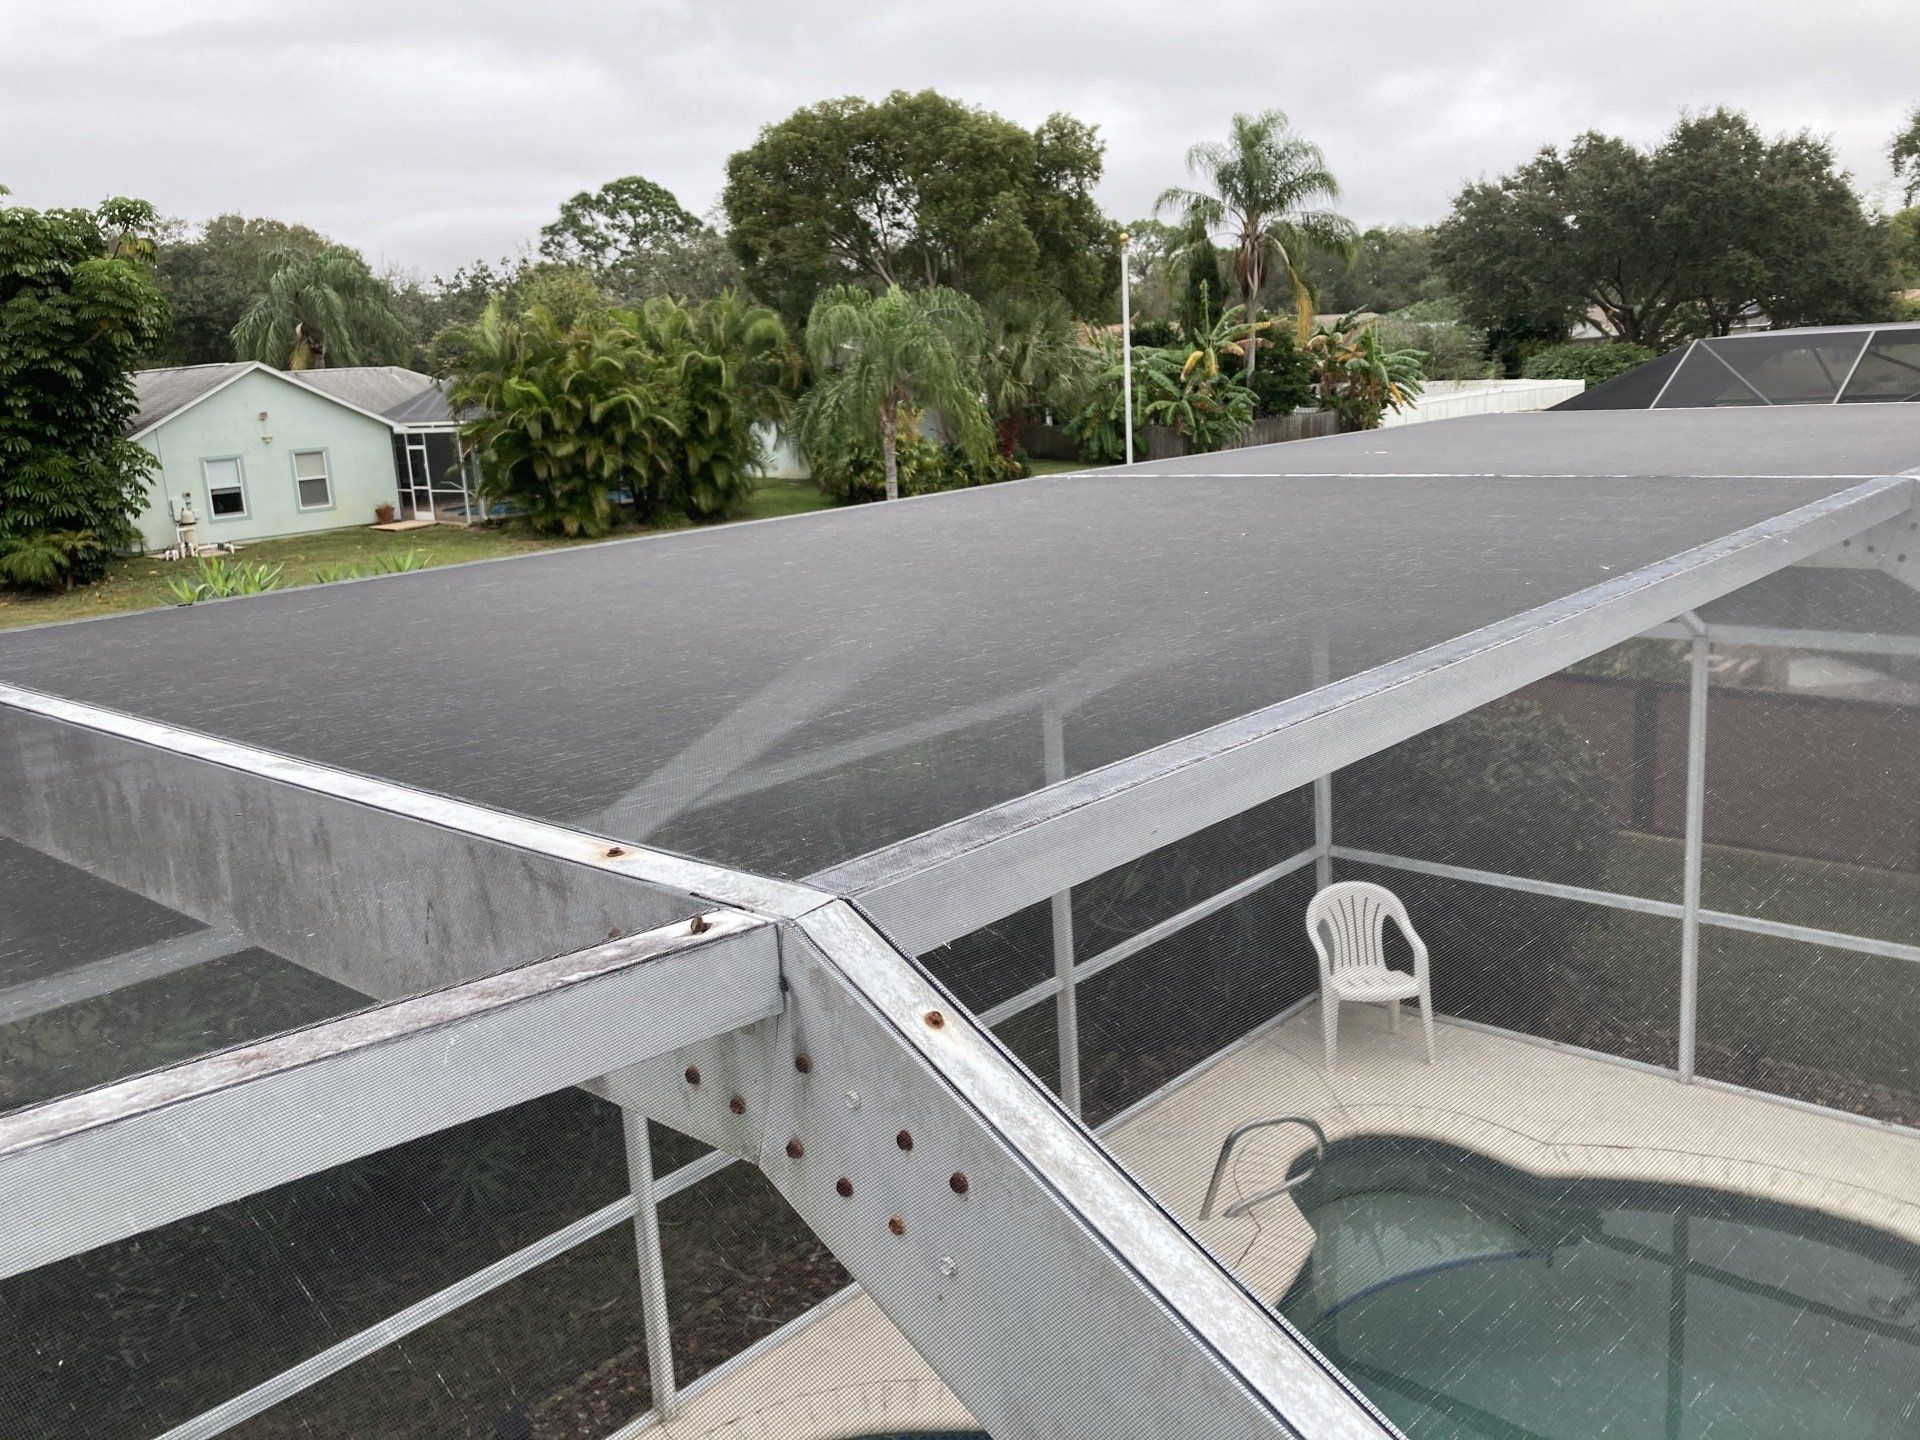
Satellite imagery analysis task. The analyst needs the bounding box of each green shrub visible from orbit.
[0,530,106,592]
[1243,329,1317,415]
[1377,307,1496,381]
[1068,341,1257,462]
[1128,319,1180,348]
[808,406,1021,504]
[165,557,284,605]
[1522,340,1657,385]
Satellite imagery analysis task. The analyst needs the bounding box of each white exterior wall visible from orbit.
[133,371,402,551]
[1378,378,1586,428]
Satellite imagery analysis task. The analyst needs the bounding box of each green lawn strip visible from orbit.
[0,478,832,632]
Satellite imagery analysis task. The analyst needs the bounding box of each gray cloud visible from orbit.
[5,0,1917,276]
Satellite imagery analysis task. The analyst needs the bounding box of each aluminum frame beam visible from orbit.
[601,901,1394,1440]
[0,909,777,1279]
[826,477,1913,954]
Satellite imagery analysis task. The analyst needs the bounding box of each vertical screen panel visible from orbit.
[1338,650,1684,904]
[0,1090,630,1437]
[1336,863,1681,1068]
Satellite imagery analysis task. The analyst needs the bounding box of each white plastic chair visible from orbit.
[1305,881,1434,1070]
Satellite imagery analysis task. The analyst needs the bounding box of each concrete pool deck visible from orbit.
[636,1004,1920,1438]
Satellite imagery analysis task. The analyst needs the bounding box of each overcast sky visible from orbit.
[6,0,1918,278]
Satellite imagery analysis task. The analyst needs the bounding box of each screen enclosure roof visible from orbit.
[3,403,1918,896]
[1558,321,1920,411]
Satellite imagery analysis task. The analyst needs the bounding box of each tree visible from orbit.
[1894,107,1920,207]
[1176,231,1227,340]
[1301,225,1449,317]
[148,214,329,365]
[446,299,677,535]
[1437,109,1897,362]
[536,176,742,305]
[980,296,1095,458]
[447,285,791,531]
[388,258,512,371]
[724,91,1116,323]
[0,194,169,588]
[1156,110,1357,366]
[540,176,700,273]
[1304,314,1424,429]
[231,246,410,369]
[627,291,796,516]
[795,284,991,501]
[1376,301,1493,381]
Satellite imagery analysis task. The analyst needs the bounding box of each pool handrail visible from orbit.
[1200,1115,1330,1220]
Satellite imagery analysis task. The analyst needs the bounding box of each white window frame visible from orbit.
[291,448,335,512]
[201,455,249,521]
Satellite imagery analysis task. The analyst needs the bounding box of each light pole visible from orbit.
[1119,230,1134,466]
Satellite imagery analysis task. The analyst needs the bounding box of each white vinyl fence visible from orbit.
[1378,378,1585,427]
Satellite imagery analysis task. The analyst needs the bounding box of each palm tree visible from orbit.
[981,296,1096,459]
[1156,111,1358,369]
[231,246,410,369]
[796,284,991,501]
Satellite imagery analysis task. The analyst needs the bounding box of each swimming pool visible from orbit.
[1278,1137,1920,1439]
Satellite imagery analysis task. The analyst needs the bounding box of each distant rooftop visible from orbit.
[127,361,454,435]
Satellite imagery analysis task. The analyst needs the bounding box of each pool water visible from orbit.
[1278,1138,1920,1439]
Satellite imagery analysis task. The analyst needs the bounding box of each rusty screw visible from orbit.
[729,1095,747,1116]
[689,914,711,935]
[949,1171,970,1195]
[603,845,627,859]
[794,1052,813,1075]
[888,1215,906,1236]
[683,1065,701,1087]
[836,1177,854,1198]
[896,1129,914,1152]
[924,1009,946,1029]
[785,1138,805,1159]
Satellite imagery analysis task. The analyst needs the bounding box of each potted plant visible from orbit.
[373,502,396,525]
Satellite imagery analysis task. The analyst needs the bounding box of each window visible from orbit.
[292,449,333,510]
[202,457,247,518]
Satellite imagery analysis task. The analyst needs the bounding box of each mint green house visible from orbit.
[126,363,482,552]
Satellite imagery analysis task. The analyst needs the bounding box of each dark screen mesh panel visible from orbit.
[1653,344,1767,408]
[1077,870,1318,1128]
[1697,931,1920,1127]
[1711,333,1867,405]
[917,900,1053,1014]
[1336,655,1683,903]
[1552,345,1686,410]
[1336,863,1680,1067]
[659,1161,849,1390]
[1700,657,1920,947]
[649,1122,717,1180]
[1701,627,1920,949]
[1072,787,1314,962]
[1840,331,1920,403]
[0,1089,630,1438]
[0,838,363,1115]
[227,1223,652,1440]
[994,1001,1062,1094]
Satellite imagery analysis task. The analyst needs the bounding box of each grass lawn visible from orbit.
[1027,456,1106,475]
[0,476,833,632]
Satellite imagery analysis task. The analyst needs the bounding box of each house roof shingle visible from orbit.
[125,363,453,435]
